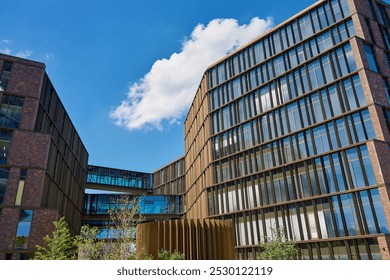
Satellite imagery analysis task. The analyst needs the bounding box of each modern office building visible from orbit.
[1,0,390,260]
[180,0,390,259]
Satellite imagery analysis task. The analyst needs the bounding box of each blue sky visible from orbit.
[1,0,324,172]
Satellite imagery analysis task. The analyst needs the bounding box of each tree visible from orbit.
[257,225,300,260]
[102,196,141,260]
[34,217,78,260]
[158,249,185,260]
[35,196,144,260]
[76,224,104,260]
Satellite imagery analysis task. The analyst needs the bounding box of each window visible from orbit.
[0,168,9,204]
[308,60,325,90]
[340,194,360,235]
[15,210,33,249]
[0,94,24,128]
[377,3,389,26]
[346,148,365,188]
[313,125,330,154]
[364,44,379,72]
[0,62,12,92]
[370,188,389,233]
[15,169,27,206]
[0,129,12,164]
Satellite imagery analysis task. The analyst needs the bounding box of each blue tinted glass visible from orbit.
[312,93,324,122]
[339,0,350,16]
[370,188,389,233]
[321,90,332,119]
[323,156,336,193]
[360,145,376,186]
[341,194,359,235]
[352,113,366,142]
[346,20,355,36]
[344,44,356,72]
[306,130,314,156]
[322,55,334,84]
[352,75,366,106]
[364,44,379,72]
[343,78,357,110]
[336,118,348,146]
[332,153,347,191]
[332,196,345,236]
[359,190,377,234]
[327,121,338,149]
[346,148,365,188]
[331,0,343,21]
[361,110,375,139]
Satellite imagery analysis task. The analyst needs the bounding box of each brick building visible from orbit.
[0,56,88,259]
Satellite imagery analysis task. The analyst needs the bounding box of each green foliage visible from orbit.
[103,197,140,260]
[257,226,300,260]
[35,197,185,260]
[75,224,104,260]
[34,217,78,260]
[158,249,185,260]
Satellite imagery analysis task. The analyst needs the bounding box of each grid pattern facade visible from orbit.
[183,0,390,259]
[2,0,390,261]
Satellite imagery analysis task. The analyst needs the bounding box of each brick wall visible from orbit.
[377,235,390,260]
[6,60,44,99]
[28,209,60,251]
[0,208,19,251]
[19,97,40,131]
[22,169,47,207]
[368,141,390,239]
[7,130,50,169]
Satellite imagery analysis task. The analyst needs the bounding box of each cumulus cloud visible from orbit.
[0,48,11,55]
[110,17,273,131]
[44,53,55,61]
[0,40,33,59]
[15,50,33,58]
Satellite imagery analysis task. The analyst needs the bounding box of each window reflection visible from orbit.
[15,210,33,250]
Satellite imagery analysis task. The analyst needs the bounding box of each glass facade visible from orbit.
[87,165,152,189]
[203,0,390,259]
[0,94,24,129]
[84,193,181,215]
[0,168,9,205]
[0,62,12,92]
[15,210,33,250]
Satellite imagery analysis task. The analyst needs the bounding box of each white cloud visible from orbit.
[110,17,273,131]
[0,48,11,55]
[1,39,12,44]
[44,53,55,61]
[15,50,32,58]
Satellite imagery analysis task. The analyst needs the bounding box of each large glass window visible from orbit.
[364,44,379,72]
[15,210,33,249]
[0,62,12,92]
[370,188,389,233]
[332,196,345,236]
[0,94,24,128]
[313,125,329,154]
[341,194,360,235]
[359,190,377,234]
[308,60,325,89]
[0,168,9,204]
[360,145,376,186]
[346,148,365,188]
